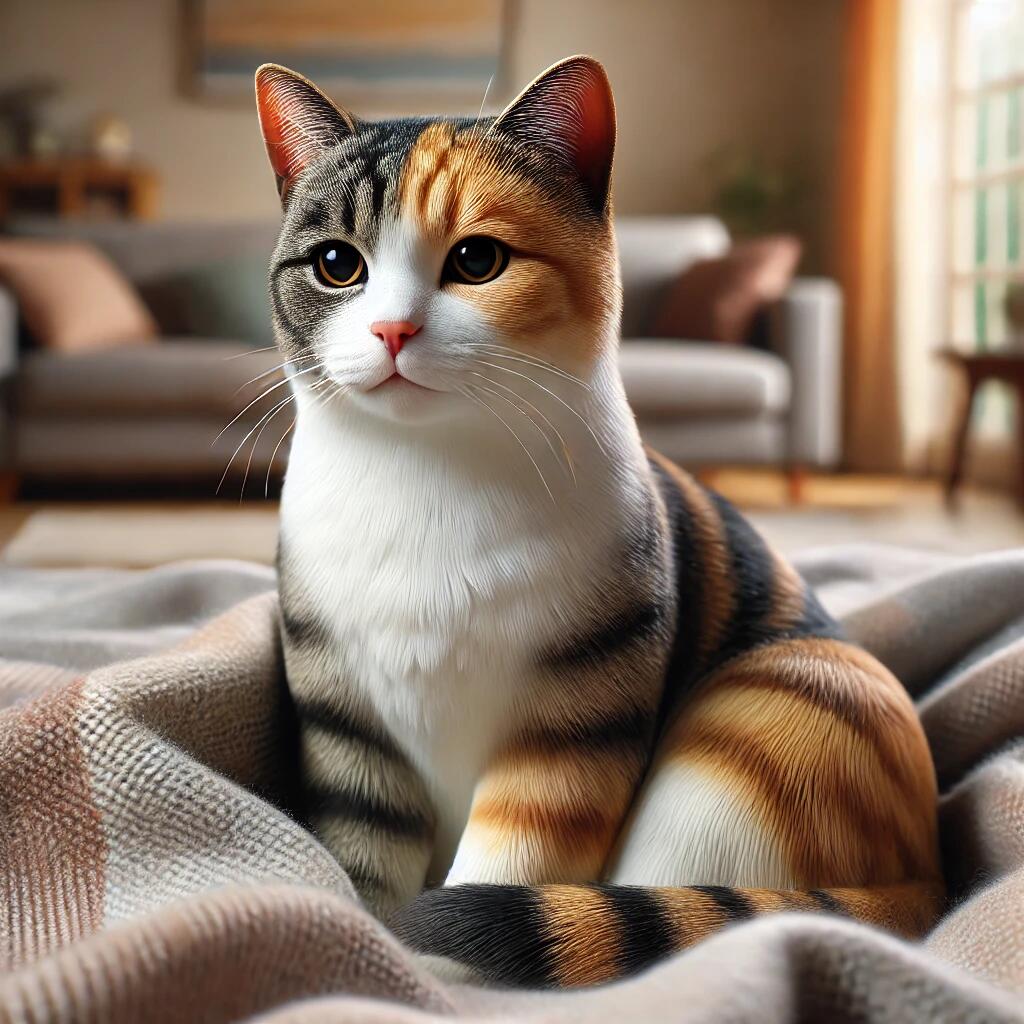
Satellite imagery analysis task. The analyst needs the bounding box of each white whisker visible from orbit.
[474,359,608,456]
[239,392,295,502]
[460,385,555,503]
[474,345,590,389]
[222,345,281,360]
[216,393,294,496]
[234,353,319,395]
[214,364,321,445]
[470,372,576,485]
[265,419,295,497]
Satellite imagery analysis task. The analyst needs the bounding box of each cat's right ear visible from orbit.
[255,64,356,200]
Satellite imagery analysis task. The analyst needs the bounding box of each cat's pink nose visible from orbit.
[371,320,421,358]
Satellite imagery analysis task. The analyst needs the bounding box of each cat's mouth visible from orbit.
[370,372,436,393]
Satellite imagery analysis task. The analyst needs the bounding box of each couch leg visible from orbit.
[786,466,808,505]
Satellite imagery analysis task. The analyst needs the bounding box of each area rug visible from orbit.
[1,545,1024,1022]
[2,506,278,568]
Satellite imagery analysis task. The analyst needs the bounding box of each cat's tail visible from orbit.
[391,880,944,988]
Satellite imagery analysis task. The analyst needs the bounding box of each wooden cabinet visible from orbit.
[0,159,159,221]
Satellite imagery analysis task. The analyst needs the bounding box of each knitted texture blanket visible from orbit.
[1,546,1023,1023]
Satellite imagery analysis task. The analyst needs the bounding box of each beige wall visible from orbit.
[0,0,845,269]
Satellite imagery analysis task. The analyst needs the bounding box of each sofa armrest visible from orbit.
[768,277,843,468]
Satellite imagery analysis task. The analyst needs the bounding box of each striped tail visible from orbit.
[392,881,943,988]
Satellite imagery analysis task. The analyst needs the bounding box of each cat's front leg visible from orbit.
[289,674,436,916]
[444,661,663,886]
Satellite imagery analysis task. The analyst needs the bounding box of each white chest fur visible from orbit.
[280,383,646,868]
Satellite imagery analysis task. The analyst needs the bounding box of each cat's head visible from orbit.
[255,56,619,426]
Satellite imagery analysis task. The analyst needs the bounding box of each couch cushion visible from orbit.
[619,340,790,418]
[616,217,731,337]
[649,235,802,344]
[0,239,157,353]
[17,339,288,418]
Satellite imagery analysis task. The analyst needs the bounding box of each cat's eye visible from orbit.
[445,236,508,285]
[315,242,366,288]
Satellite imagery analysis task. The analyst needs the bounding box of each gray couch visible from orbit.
[0,216,841,486]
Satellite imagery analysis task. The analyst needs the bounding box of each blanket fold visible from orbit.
[2,545,1024,1023]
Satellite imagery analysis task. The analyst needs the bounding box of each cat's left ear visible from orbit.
[491,55,616,214]
[255,64,356,200]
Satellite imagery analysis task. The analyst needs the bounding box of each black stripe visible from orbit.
[279,604,332,649]
[516,707,655,756]
[600,885,678,977]
[304,782,432,841]
[708,492,780,660]
[292,694,403,761]
[649,458,705,705]
[692,885,756,922]
[538,601,667,672]
[367,157,389,222]
[809,889,848,917]
[390,885,556,987]
[296,200,330,232]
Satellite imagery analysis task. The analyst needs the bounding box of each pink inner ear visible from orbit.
[255,68,353,193]
[573,74,615,199]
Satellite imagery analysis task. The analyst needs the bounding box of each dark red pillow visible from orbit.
[650,235,802,343]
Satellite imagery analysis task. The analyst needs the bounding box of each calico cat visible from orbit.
[255,56,943,988]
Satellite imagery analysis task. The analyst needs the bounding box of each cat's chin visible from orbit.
[346,375,468,426]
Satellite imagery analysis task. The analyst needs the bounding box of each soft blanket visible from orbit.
[1,546,1023,1023]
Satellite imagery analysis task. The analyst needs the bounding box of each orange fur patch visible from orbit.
[397,122,618,367]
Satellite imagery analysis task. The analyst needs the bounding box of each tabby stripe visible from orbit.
[296,200,330,232]
[673,715,926,882]
[714,639,924,805]
[601,885,678,977]
[538,601,667,671]
[809,889,849,917]
[279,605,332,649]
[392,885,556,987]
[648,451,735,671]
[691,885,756,923]
[510,707,655,757]
[648,457,706,702]
[710,491,780,659]
[292,694,404,762]
[304,782,431,840]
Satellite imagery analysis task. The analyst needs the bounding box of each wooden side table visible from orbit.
[0,158,159,221]
[940,347,1024,509]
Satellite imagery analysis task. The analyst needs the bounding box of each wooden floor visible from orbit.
[1,471,1022,568]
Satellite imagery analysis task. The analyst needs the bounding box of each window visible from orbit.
[950,0,1024,433]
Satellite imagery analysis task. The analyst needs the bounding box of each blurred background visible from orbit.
[0,0,1022,568]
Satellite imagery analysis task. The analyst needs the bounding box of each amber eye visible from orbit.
[445,236,508,285]
[315,242,366,288]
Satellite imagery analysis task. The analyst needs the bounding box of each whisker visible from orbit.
[234,353,319,395]
[474,359,608,456]
[470,372,576,485]
[474,345,590,389]
[222,345,281,360]
[216,393,294,496]
[460,385,555,503]
[475,73,495,128]
[265,419,295,497]
[239,392,294,503]
[214,364,321,445]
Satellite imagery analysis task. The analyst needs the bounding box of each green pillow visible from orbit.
[142,255,275,348]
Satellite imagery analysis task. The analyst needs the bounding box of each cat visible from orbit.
[255,56,943,988]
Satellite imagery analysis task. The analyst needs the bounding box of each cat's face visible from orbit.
[256,57,619,425]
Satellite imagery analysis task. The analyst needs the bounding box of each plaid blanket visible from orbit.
[1,546,1023,1023]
